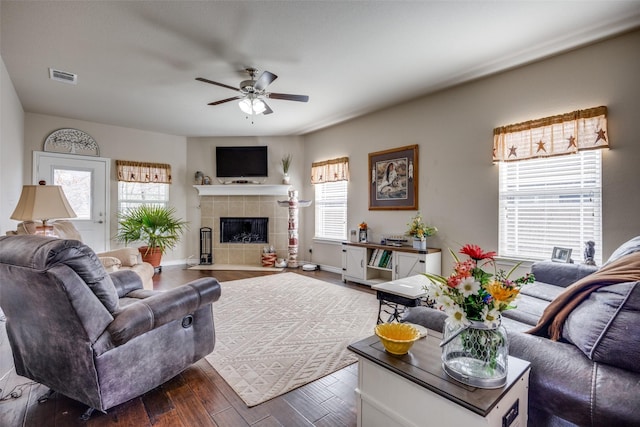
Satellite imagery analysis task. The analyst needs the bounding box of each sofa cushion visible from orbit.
[501,293,550,326]
[50,241,121,313]
[530,261,597,288]
[99,256,122,272]
[563,281,640,373]
[520,281,567,302]
[98,247,140,267]
[603,236,640,266]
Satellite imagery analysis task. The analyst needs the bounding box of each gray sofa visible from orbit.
[0,235,221,417]
[404,237,640,427]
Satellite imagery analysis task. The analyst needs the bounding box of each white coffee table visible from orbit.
[371,275,430,323]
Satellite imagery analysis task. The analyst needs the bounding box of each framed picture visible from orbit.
[551,247,573,263]
[368,144,418,210]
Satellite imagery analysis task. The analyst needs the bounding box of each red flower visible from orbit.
[460,244,496,261]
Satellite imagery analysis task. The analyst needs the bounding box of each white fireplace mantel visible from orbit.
[193,184,291,197]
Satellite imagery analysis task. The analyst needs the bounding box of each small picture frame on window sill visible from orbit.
[551,247,573,263]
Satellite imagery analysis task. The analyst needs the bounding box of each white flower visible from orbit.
[482,306,501,328]
[458,277,481,297]
[448,306,469,327]
[437,294,455,312]
[426,283,443,300]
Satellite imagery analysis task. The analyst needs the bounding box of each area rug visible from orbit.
[205,272,379,407]
[188,264,284,272]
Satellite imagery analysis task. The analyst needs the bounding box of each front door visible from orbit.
[34,151,110,252]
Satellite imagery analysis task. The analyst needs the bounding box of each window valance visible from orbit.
[493,106,608,162]
[311,157,349,184]
[116,160,172,184]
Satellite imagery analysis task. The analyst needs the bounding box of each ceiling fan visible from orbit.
[196,68,309,115]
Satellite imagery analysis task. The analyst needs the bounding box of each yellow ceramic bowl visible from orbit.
[375,323,421,355]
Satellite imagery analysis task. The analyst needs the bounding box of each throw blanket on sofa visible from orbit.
[528,251,640,340]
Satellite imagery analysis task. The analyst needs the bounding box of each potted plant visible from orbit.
[406,212,437,250]
[282,154,292,184]
[115,204,188,269]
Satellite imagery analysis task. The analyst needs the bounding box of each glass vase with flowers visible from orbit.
[423,244,534,388]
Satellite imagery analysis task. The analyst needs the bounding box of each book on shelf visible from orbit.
[377,250,386,268]
[373,249,384,266]
[379,250,391,268]
[368,249,379,266]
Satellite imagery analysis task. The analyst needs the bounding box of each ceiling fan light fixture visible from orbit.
[239,98,266,115]
[198,68,308,116]
[253,99,266,114]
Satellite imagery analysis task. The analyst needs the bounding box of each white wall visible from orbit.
[303,29,640,273]
[12,29,640,272]
[23,113,189,263]
[0,55,25,235]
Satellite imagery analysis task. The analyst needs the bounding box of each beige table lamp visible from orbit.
[11,182,77,236]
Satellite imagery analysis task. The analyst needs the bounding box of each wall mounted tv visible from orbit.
[215,146,268,178]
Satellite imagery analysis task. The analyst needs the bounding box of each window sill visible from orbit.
[494,256,537,268]
[312,238,344,245]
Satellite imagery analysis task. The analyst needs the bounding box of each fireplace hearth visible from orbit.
[220,217,269,244]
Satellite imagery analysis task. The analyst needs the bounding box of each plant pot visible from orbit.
[138,246,162,268]
[412,238,427,250]
[282,173,291,185]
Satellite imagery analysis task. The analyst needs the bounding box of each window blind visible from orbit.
[118,182,169,212]
[314,180,348,240]
[499,150,602,264]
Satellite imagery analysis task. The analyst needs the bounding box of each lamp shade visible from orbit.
[239,98,266,115]
[11,185,77,223]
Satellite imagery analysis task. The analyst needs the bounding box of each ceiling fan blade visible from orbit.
[268,93,309,102]
[262,102,274,115]
[254,71,278,91]
[208,96,242,106]
[196,77,239,92]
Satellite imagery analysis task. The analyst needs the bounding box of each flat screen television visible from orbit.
[215,146,268,178]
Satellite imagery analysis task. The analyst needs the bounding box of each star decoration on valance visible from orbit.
[536,140,547,153]
[567,135,577,149]
[508,146,518,158]
[595,129,607,144]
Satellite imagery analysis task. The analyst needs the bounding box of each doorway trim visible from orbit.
[33,151,111,251]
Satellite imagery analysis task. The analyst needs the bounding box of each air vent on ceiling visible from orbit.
[49,68,77,85]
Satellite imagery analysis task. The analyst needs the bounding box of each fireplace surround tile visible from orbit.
[201,195,288,266]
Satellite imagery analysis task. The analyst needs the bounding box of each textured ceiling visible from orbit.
[2,1,640,137]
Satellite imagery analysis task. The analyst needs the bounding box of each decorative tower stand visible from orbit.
[287,190,300,268]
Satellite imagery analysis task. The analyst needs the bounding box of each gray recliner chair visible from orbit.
[0,235,221,418]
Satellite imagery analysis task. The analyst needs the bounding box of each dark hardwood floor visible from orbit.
[0,266,375,427]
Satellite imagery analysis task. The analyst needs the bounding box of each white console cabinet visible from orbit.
[341,242,441,286]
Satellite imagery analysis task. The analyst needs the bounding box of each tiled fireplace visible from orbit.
[198,195,288,265]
